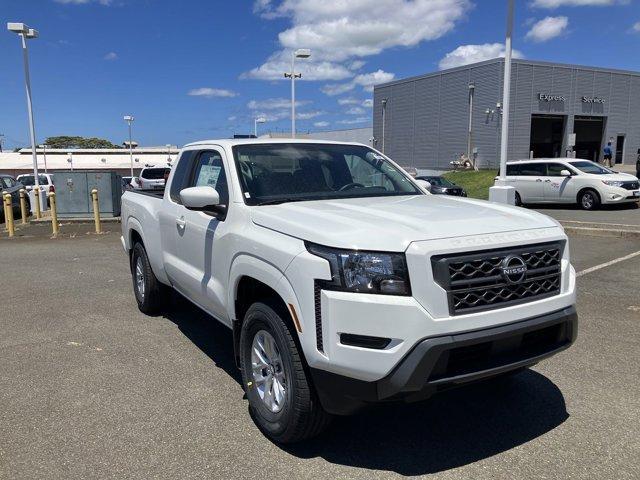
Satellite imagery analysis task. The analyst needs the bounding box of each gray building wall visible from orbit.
[374,59,640,170]
[306,127,373,144]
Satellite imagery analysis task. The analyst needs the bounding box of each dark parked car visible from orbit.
[416,175,467,197]
[0,174,29,222]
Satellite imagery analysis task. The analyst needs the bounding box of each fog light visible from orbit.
[379,279,407,294]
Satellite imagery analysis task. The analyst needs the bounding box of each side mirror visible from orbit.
[180,186,226,217]
[415,179,431,192]
[560,169,572,177]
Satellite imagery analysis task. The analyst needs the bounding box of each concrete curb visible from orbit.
[561,224,640,239]
[31,216,120,224]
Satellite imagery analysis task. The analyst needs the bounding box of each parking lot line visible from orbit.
[576,250,640,277]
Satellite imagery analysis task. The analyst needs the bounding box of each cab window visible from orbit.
[190,150,229,205]
[506,164,521,176]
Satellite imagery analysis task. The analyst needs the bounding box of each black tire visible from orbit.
[578,189,600,211]
[131,242,166,314]
[239,301,331,444]
[514,191,523,207]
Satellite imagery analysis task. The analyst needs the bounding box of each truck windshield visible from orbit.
[232,143,421,205]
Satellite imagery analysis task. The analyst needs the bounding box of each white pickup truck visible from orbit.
[121,139,577,443]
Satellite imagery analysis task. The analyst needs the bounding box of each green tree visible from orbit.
[44,136,121,149]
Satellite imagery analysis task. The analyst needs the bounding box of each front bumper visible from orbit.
[310,305,577,415]
[600,186,640,203]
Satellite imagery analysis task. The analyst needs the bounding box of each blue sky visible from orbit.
[1,0,638,149]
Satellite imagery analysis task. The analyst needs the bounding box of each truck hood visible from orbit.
[251,195,559,251]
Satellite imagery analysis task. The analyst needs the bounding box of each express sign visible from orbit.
[538,93,566,102]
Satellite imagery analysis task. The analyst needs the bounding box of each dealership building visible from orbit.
[373,58,640,170]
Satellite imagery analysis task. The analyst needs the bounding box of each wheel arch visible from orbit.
[229,255,305,367]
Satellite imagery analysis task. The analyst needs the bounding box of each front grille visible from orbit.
[621,181,639,190]
[432,242,563,315]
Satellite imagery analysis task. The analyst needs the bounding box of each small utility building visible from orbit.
[373,58,640,170]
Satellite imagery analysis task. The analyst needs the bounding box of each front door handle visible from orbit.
[544,179,551,183]
[536,178,543,182]
[176,216,186,229]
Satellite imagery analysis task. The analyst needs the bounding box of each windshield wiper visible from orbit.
[256,198,308,206]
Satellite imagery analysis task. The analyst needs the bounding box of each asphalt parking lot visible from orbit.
[1,231,639,479]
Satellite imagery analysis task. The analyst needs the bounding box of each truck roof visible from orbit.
[184,138,368,148]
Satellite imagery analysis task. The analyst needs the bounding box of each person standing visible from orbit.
[603,142,613,167]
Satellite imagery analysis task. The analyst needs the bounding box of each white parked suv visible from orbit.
[121,140,577,443]
[137,166,171,190]
[505,158,639,210]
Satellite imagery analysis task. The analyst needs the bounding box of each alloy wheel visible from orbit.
[135,257,145,301]
[251,330,287,413]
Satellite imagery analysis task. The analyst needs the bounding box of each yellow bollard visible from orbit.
[19,189,28,224]
[3,193,15,237]
[33,186,42,220]
[48,192,59,237]
[90,188,102,234]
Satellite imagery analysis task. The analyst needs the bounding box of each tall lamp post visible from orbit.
[166,144,172,163]
[124,115,134,177]
[0,134,4,152]
[489,0,516,205]
[7,22,40,192]
[254,117,266,137]
[67,152,73,171]
[38,144,48,174]
[284,48,311,138]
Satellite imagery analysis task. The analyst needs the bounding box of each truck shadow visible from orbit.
[163,295,568,476]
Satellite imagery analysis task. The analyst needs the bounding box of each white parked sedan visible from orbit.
[504,159,640,210]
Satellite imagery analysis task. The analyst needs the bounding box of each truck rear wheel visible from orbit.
[239,301,331,443]
[131,242,166,314]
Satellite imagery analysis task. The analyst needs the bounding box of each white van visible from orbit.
[505,159,639,210]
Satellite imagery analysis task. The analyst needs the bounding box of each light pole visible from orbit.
[284,48,311,138]
[124,115,134,176]
[67,152,73,171]
[489,0,516,205]
[0,134,4,152]
[39,144,48,174]
[381,98,388,153]
[254,117,266,137]
[7,22,40,191]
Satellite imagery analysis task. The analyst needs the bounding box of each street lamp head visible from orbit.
[256,117,266,124]
[294,48,311,59]
[26,29,38,39]
[123,115,134,122]
[7,22,27,33]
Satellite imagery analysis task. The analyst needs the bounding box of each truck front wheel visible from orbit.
[131,242,166,314]
[239,301,331,443]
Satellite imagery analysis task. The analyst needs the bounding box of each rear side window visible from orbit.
[169,151,194,203]
[519,163,546,176]
[506,164,521,176]
[142,168,169,180]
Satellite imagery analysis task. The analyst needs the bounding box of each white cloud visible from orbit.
[242,50,353,81]
[321,69,395,96]
[314,121,330,128]
[103,52,118,60]
[531,0,625,7]
[248,98,310,110]
[188,88,239,98]
[362,99,373,108]
[55,0,113,5]
[227,116,237,121]
[346,106,366,115]
[338,97,360,105]
[247,0,470,81]
[438,43,524,70]
[526,16,568,42]
[296,110,324,120]
[632,21,640,32]
[338,117,370,125]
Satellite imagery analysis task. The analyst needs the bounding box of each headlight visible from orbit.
[602,180,624,187]
[306,243,411,296]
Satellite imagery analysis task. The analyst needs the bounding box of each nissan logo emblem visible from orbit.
[501,255,527,284]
